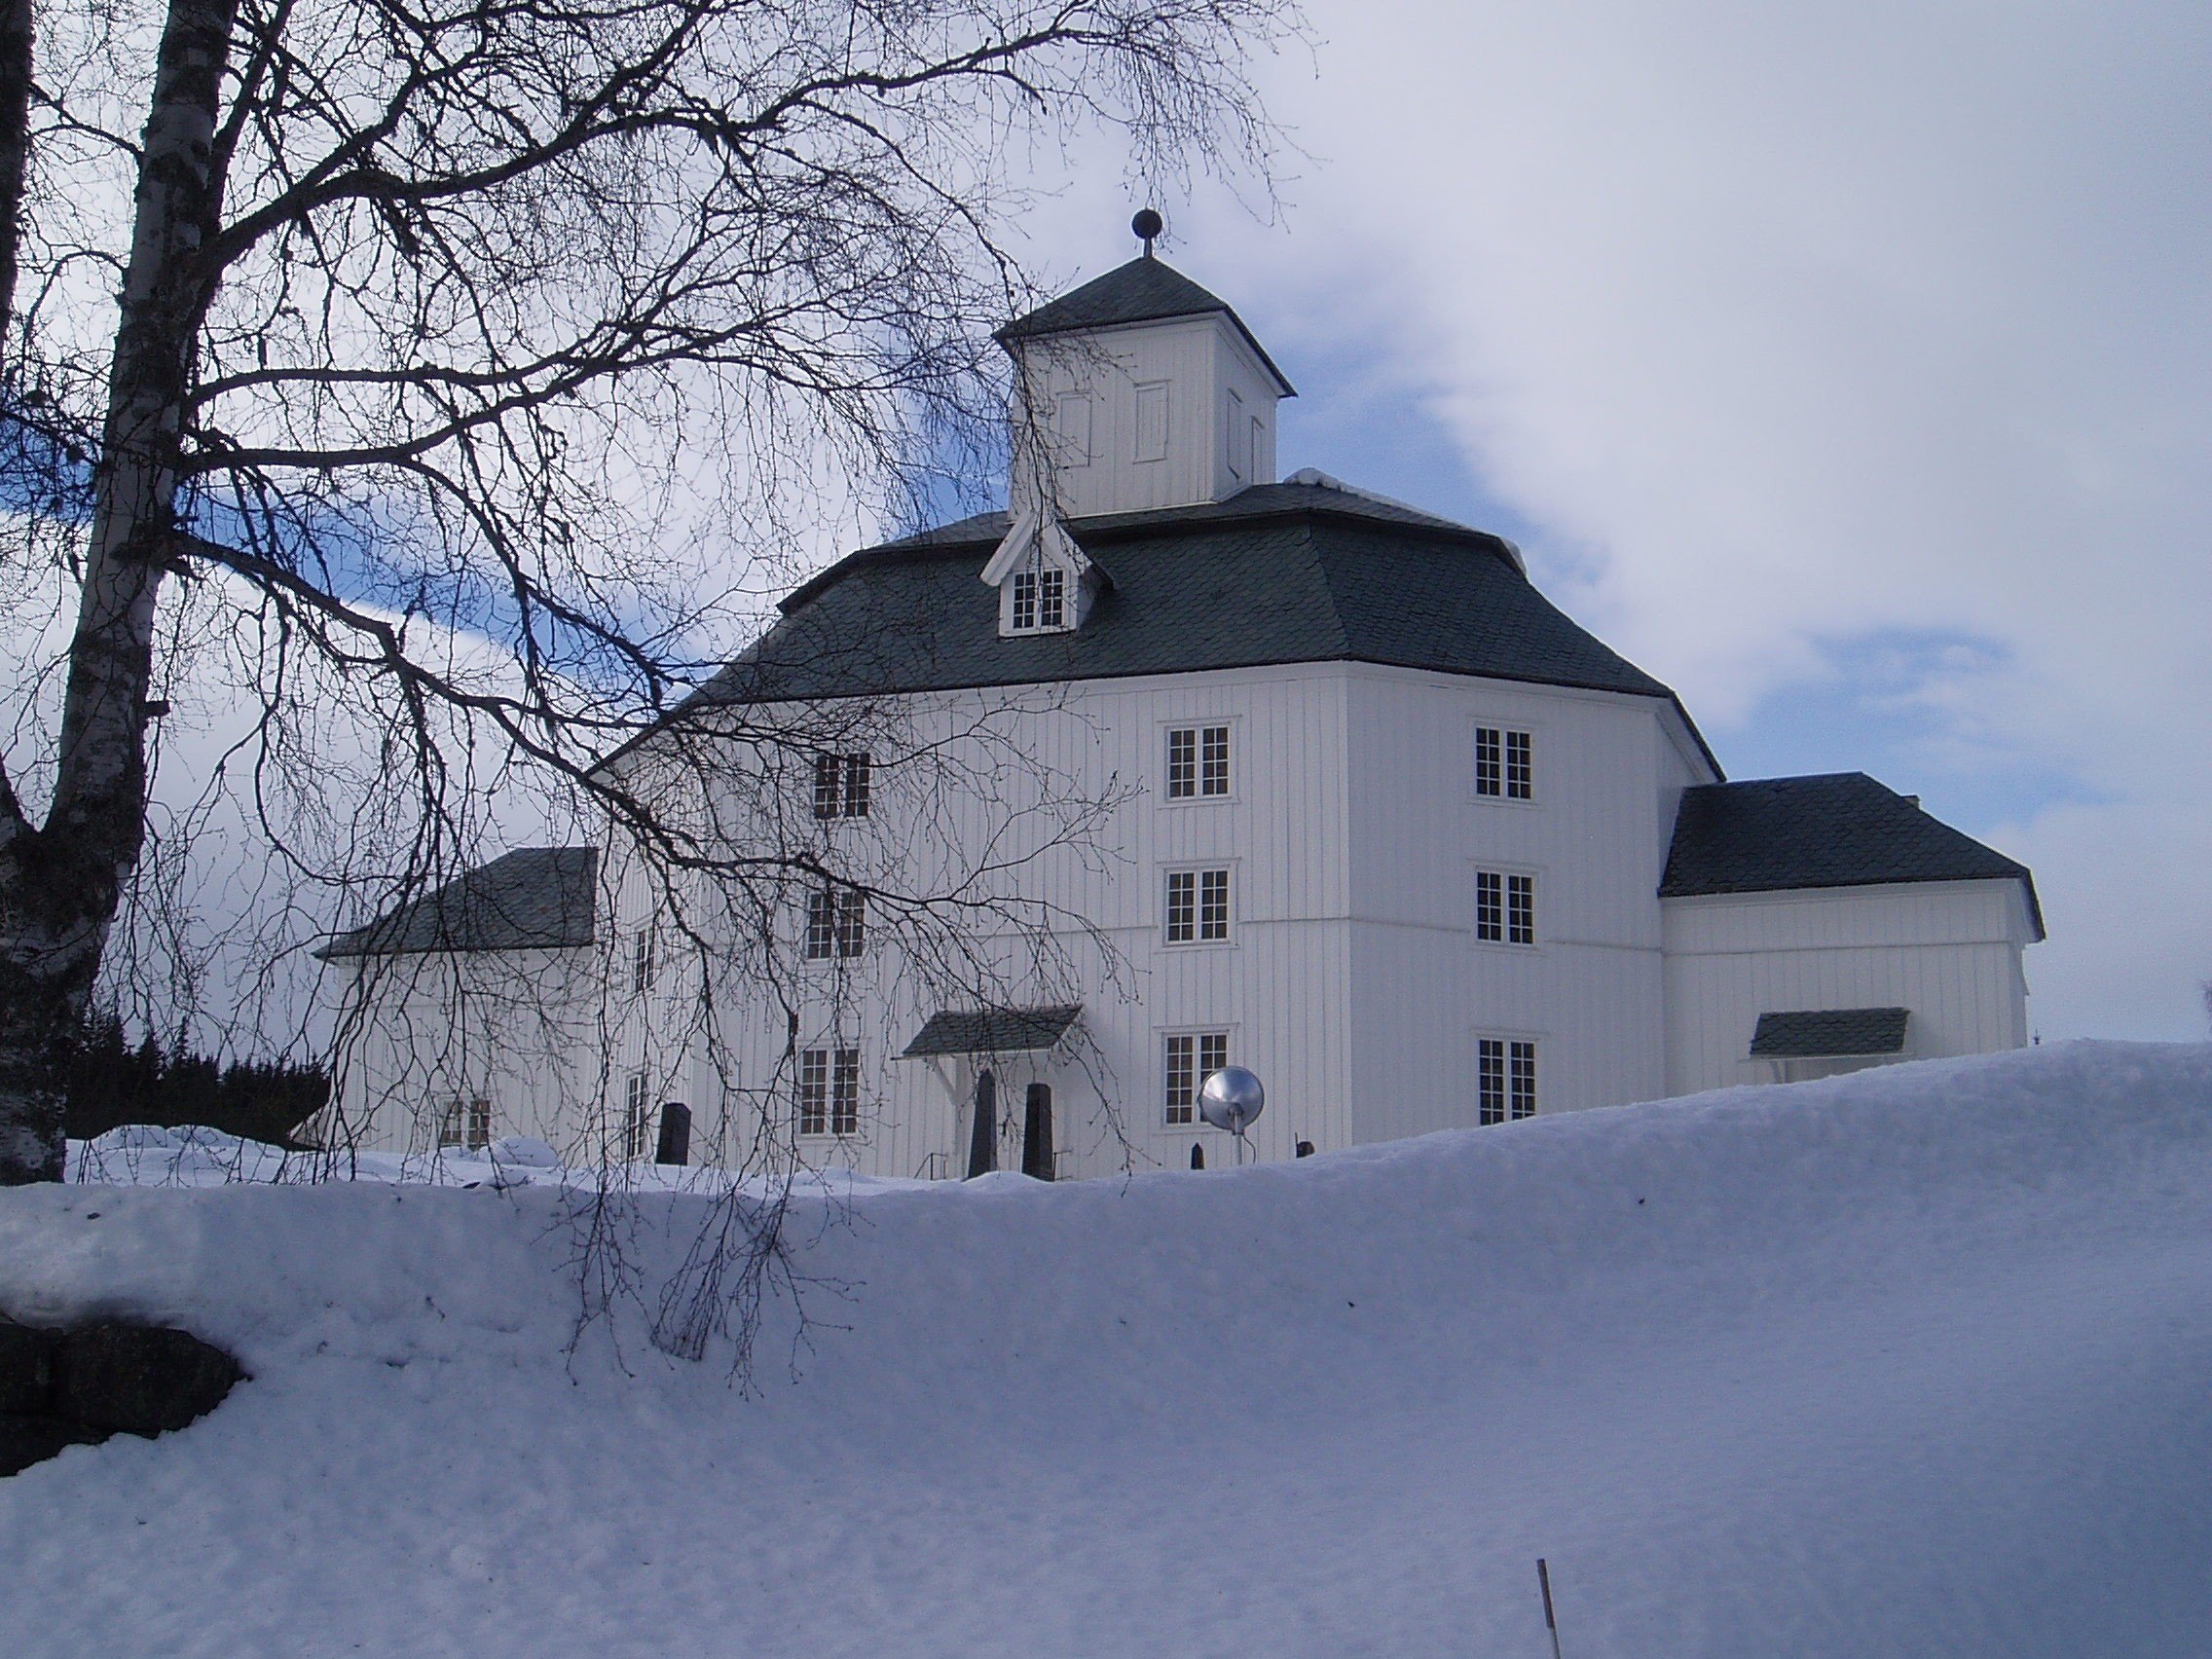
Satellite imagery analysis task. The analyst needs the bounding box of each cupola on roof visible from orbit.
[997,255,1295,396]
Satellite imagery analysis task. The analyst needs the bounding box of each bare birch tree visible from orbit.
[0,0,1295,1184]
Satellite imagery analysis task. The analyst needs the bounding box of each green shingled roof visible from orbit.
[684,483,1690,723]
[1662,774,2043,936]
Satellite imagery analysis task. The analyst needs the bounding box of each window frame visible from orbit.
[1472,866,1539,948]
[795,1046,862,1138]
[1476,1036,1539,1124]
[437,1094,493,1152]
[1471,721,1539,806]
[1163,1029,1232,1127]
[623,1073,652,1160]
[1162,864,1234,946]
[1159,719,1236,804]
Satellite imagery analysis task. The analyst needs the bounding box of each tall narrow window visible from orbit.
[1164,1032,1229,1125]
[632,927,655,993]
[1475,869,1535,945]
[1200,725,1231,796]
[1166,727,1197,798]
[1198,868,1230,940]
[1134,382,1170,461]
[1509,1040,1537,1119]
[1476,726,1534,799]
[1478,1039,1538,1125]
[1226,387,1246,480]
[841,754,870,817]
[814,752,841,819]
[834,890,866,959]
[830,1048,861,1136]
[1505,731,1533,800]
[1165,869,1197,943]
[624,1073,651,1159]
[1054,391,1092,465]
[1507,873,1535,945]
[795,1049,829,1136]
[805,891,836,959]
[1036,566,1066,629]
[1011,569,1038,632]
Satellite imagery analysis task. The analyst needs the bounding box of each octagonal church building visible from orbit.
[322,235,2043,1176]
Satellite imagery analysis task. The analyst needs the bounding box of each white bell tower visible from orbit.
[997,213,1295,525]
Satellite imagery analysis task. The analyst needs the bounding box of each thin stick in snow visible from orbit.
[1537,1558,1564,1659]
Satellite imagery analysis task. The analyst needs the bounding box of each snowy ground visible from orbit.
[5,1041,2211,1657]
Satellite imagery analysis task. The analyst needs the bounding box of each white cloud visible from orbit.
[1122,0,2210,1039]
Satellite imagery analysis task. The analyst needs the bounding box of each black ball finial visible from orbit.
[1131,208,1163,255]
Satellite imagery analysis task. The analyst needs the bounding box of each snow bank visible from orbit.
[5,1041,2211,1656]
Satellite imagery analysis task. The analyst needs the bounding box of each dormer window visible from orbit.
[1011,565,1066,633]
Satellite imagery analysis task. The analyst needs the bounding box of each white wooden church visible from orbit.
[323,231,2044,1178]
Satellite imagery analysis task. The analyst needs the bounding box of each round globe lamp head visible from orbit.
[1198,1065,1265,1135]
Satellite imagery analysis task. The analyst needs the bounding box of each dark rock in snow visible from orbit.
[0,1319,59,1414]
[0,1413,106,1477]
[55,1323,242,1435]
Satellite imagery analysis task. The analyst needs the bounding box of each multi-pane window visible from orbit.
[1475,726,1534,800]
[1164,1032,1230,1125]
[1477,1039,1538,1124]
[631,927,655,993]
[438,1095,492,1151]
[1165,724,1231,799]
[1165,867,1231,944]
[1475,870,1536,946]
[805,890,866,960]
[623,1073,652,1160]
[796,1047,861,1137]
[813,753,871,819]
[1010,567,1067,632]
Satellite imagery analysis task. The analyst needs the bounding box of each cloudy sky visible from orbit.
[1005,0,2209,1041]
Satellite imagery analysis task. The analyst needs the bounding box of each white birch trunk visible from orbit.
[0,0,238,1183]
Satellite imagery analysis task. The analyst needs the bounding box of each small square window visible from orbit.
[1165,725,1231,799]
[438,1095,493,1151]
[806,890,865,959]
[1167,867,1231,943]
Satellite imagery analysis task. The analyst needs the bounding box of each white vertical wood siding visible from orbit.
[1010,314,1281,520]
[1660,880,2035,1095]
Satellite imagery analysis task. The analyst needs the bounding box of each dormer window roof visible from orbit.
[981,508,1094,637]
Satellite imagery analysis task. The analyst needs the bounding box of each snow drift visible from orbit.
[3,1041,2210,1656]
